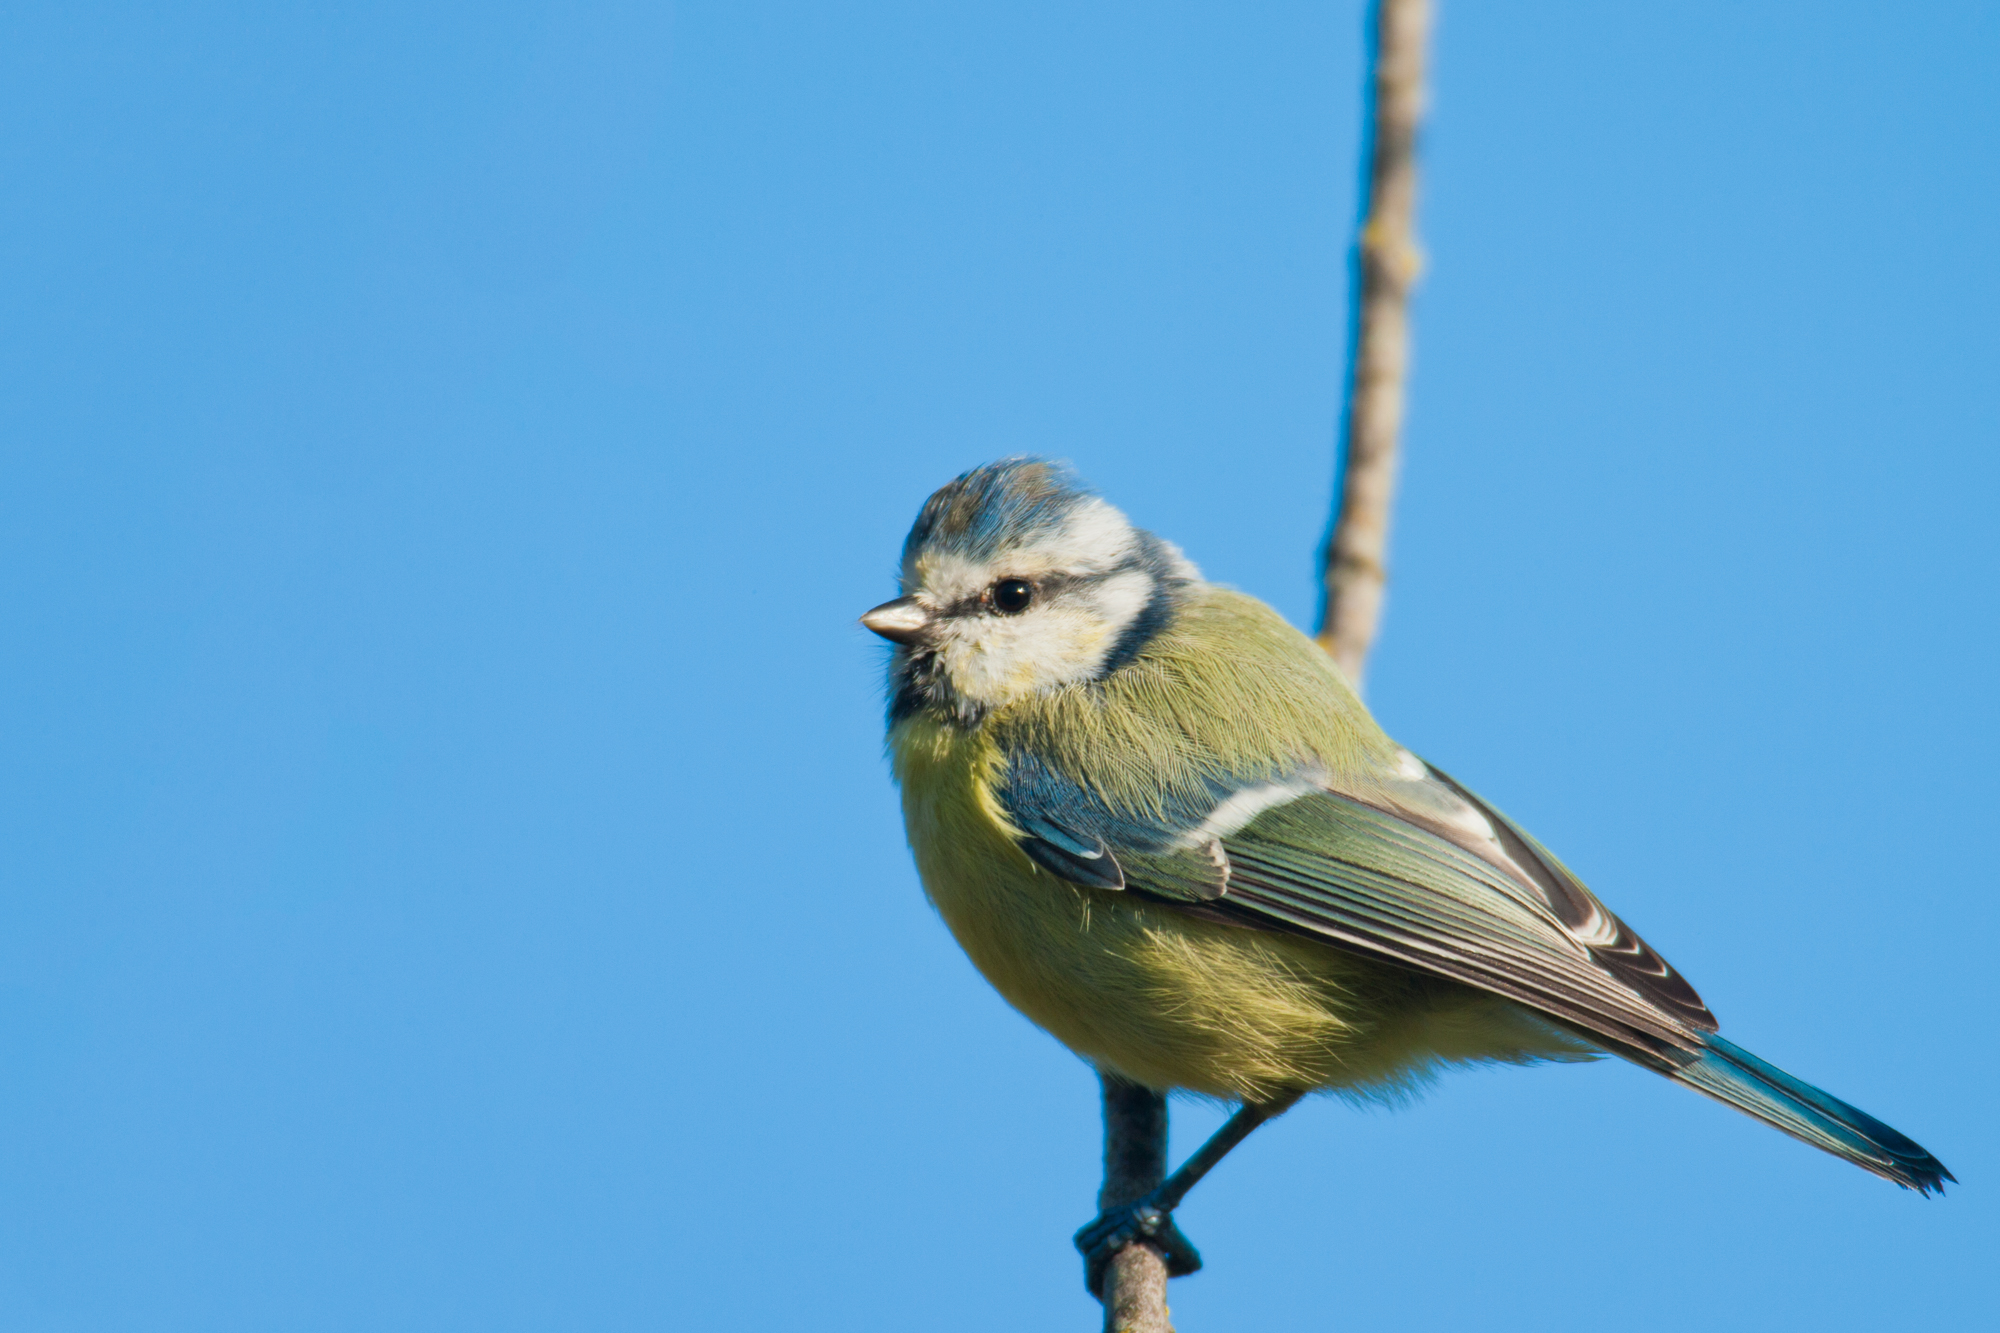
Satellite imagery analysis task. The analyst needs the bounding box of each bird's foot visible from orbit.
[1073,1197,1201,1295]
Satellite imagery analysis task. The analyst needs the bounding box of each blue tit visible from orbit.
[863,458,1949,1280]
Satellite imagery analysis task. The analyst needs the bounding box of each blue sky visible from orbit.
[2,2,1994,1329]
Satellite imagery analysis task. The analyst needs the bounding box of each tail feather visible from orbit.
[1672,1035,1953,1195]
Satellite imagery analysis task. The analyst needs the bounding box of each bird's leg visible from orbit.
[1075,1084,1304,1295]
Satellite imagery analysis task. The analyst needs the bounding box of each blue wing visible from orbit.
[995,748,1259,899]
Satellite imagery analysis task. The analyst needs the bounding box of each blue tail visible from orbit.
[1672,1035,1952,1194]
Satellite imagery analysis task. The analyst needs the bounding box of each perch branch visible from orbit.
[1317,0,1432,692]
[1095,1076,1174,1333]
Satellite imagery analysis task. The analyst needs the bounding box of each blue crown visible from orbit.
[903,457,1096,566]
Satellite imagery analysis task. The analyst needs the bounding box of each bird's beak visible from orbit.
[860,596,931,645]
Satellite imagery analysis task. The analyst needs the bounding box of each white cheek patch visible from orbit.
[939,601,1117,707]
[1088,567,1153,631]
[939,563,1162,707]
[904,496,1196,709]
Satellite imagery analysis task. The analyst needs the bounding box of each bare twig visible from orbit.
[1317,0,1433,692]
[1091,1,1431,1325]
[1094,1076,1173,1333]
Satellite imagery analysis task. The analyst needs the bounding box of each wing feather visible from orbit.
[991,733,1712,1057]
[1216,789,1705,1057]
[1419,768,1715,1030]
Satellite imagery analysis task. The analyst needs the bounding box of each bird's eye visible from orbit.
[991,578,1034,614]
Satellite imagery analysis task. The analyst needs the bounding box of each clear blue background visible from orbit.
[2,2,1992,1328]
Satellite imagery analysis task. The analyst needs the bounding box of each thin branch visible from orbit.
[1317,0,1433,692]
[1095,1076,1174,1333]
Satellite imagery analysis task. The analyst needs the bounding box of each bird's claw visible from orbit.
[1073,1198,1202,1294]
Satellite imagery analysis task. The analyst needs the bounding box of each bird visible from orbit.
[862,457,1950,1290]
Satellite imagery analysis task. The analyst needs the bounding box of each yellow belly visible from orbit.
[893,718,1586,1104]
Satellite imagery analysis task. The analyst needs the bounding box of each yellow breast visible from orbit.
[890,715,1565,1102]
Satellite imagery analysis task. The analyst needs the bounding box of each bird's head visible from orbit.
[864,458,1199,724]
